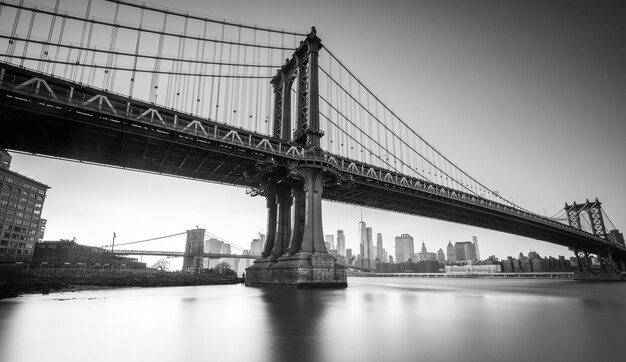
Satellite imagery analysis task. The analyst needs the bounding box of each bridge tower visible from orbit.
[245,28,347,288]
[565,199,621,277]
[183,228,206,273]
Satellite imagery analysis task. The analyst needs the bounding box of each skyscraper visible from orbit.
[472,236,481,261]
[437,248,445,262]
[359,216,374,268]
[376,233,384,262]
[446,241,457,263]
[336,230,346,256]
[454,241,477,261]
[394,234,414,263]
[250,234,265,256]
[366,227,374,265]
[325,234,335,251]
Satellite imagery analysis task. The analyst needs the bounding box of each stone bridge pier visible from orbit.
[245,159,347,288]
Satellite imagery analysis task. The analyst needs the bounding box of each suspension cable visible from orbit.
[105,0,307,36]
[1,56,274,78]
[1,1,297,51]
[323,47,524,210]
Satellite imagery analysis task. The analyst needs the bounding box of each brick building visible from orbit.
[0,150,49,261]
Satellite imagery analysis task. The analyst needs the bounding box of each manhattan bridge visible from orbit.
[0,0,624,286]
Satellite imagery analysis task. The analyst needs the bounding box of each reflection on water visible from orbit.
[1,278,625,362]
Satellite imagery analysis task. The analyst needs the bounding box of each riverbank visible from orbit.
[0,270,243,300]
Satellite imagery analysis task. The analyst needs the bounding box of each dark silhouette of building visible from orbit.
[33,239,145,268]
[500,251,572,273]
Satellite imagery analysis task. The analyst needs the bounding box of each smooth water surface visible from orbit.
[1,277,625,361]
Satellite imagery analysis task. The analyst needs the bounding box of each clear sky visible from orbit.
[6,0,626,267]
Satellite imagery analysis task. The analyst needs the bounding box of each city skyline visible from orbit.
[4,0,625,265]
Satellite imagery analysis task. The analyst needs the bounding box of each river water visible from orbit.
[1,277,625,362]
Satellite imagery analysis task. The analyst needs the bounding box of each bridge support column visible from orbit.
[246,165,347,288]
[270,185,292,260]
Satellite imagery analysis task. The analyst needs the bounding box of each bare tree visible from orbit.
[152,259,172,272]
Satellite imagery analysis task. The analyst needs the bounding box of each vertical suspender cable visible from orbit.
[52,16,66,75]
[214,23,225,122]
[73,0,92,81]
[81,21,94,84]
[20,11,36,68]
[129,7,144,99]
[151,12,168,104]
[198,22,208,117]
[6,0,24,61]
[39,0,59,72]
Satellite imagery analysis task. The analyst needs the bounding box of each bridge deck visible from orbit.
[2,62,625,259]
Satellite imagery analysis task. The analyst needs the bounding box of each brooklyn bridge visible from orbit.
[0,0,624,287]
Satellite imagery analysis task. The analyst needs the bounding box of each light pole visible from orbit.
[111,232,116,253]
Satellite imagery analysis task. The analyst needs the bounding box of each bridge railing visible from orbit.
[325,151,618,246]
[0,63,307,162]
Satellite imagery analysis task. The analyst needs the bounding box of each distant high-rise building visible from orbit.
[446,241,456,263]
[454,241,477,261]
[437,248,445,262]
[325,234,335,251]
[366,227,374,264]
[0,150,50,262]
[472,236,481,260]
[346,248,353,258]
[250,234,265,256]
[336,230,346,256]
[421,242,427,254]
[359,216,375,268]
[394,234,414,263]
[376,233,384,261]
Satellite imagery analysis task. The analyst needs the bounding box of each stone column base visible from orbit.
[245,253,347,288]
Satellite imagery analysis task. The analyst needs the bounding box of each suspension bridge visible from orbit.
[103,229,258,260]
[0,0,624,286]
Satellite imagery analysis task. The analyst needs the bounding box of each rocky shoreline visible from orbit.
[0,271,243,300]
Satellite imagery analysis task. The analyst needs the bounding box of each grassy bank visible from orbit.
[0,266,242,300]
